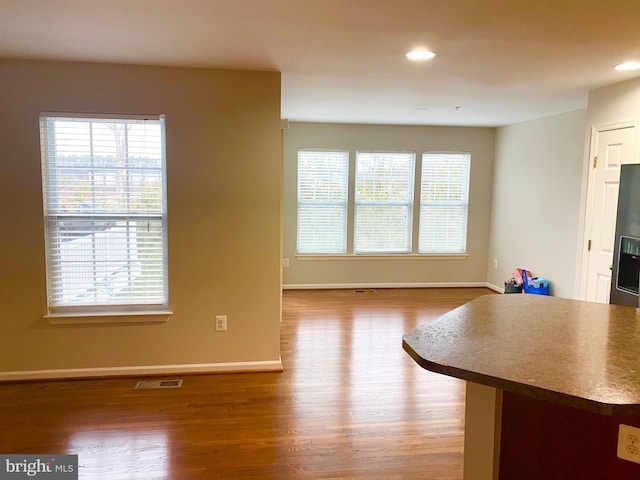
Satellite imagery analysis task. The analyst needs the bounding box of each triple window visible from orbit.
[297,150,470,255]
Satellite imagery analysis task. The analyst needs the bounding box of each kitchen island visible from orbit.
[403,294,640,479]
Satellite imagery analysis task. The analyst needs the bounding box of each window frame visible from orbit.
[39,112,170,318]
[354,150,416,254]
[418,151,471,254]
[296,149,350,255]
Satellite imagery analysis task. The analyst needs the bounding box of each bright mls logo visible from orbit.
[0,455,77,479]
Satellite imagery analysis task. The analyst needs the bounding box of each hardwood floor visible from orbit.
[0,288,494,479]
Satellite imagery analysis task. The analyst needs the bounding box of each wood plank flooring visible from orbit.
[0,287,494,479]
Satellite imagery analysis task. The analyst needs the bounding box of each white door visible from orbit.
[583,125,637,303]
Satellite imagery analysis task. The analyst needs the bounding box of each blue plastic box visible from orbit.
[521,270,550,296]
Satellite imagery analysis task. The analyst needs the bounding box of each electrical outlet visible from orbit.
[493,259,498,269]
[215,315,227,332]
[617,424,640,464]
[282,258,290,268]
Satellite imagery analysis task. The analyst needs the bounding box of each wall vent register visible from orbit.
[135,379,183,390]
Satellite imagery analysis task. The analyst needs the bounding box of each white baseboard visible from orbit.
[283,282,492,290]
[0,359,283,382]
[485,282,505,294]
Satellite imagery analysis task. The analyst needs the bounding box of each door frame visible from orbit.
[578,120,639,301]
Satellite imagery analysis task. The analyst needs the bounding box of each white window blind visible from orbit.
[354,151,415,254]
[40,114,168,311]
[297,150,349,254]
[419,152,470,254]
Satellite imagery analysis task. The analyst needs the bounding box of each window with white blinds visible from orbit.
[355,151,415,254]
[418,152,470,254]
[39,114,168,312]
[297,150,349,254]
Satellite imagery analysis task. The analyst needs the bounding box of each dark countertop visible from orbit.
[402,294,640,416]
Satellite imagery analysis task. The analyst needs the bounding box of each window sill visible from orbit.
[44,310,173,325]
[296,253,468,261]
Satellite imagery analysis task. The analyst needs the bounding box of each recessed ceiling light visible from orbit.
[615,61,640,71]
[406,49,436,61]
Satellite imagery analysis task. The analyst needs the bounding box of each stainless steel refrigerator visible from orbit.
[610,164,640,307]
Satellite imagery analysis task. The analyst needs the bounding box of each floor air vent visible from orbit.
[135,379,183,390]
[353,289,378,294]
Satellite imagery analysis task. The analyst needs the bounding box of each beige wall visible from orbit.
[0,60,282,376]
[486,109,586,299]
[585,76,640,127]
[282,122,495,287]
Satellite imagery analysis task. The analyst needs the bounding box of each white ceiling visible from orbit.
[1,0,639,126]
